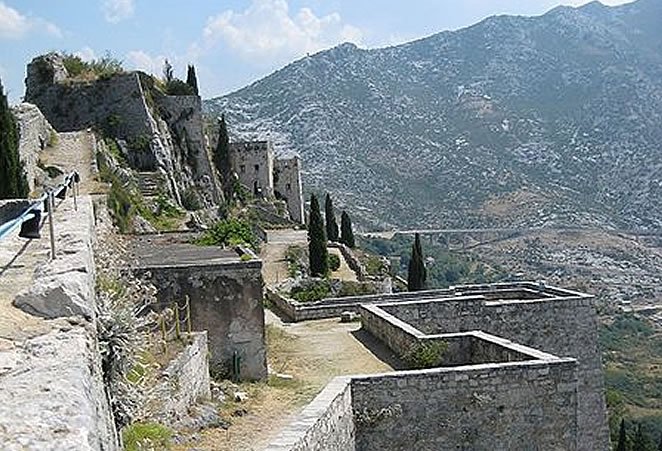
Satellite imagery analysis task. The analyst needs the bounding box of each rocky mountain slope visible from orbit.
[205,0,662,230]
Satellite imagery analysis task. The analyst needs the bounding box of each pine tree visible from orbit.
[324,193,339,242]
[340,211,355,248]
[617,419,627,451]
[308,194,328,277]
[0,79,28,199]
[212,114,233,199]
[186,64,199,95]
[407,233,427,291]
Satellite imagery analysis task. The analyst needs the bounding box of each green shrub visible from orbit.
[165,79,195,96]
[181,189,202,211]
[291,279,331,303]
[122,422,171,451]
[405,341,448,369]
[107,179,135,233]
[197,218,257,249]
[62,52,124,80]
[337,281,378,297]
[328,253,341,271]
[285,245,306,277]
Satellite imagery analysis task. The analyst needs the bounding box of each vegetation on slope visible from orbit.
[0,78,29,199]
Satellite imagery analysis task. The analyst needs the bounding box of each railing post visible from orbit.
[48,192,56,260]
[73,178,78,211]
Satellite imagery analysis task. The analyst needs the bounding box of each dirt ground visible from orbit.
[174,310,398,451]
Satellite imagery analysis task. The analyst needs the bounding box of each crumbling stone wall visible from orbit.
[24,54,220,210]
[25,56,153,140]
[136,259,267,380]
[274,156,304,224]
[145,332,211,424]
[230,141,274,197]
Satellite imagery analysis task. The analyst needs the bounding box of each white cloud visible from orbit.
[125,50,167,76]
[0,1,61,39]
[75,46,97,62]
[203,0,363,62]
[102,0,134,23]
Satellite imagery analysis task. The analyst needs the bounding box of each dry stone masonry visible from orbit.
[266,282,609,451]
[132,237,268,380]
[229,140,305,224]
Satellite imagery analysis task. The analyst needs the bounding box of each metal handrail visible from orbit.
[0,171,80,259]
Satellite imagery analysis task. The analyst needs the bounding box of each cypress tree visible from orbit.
[213,114,232,199]
[0,79,28,199]
[186,64,199,95]
[340,211,355,248]
[308,194,328,277]
[324,193,339,242]
[617,419,627,451]
[407,233,427,291]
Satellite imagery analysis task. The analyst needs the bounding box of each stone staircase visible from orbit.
[136,172,163,198]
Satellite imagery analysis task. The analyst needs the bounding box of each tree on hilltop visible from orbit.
[0,79,29,199]
[340,211,355,248]
[324,193,339,242]
[163,59,174,83]
[186,64,199,95]
[407,233,427,292]
[308,194,328,277]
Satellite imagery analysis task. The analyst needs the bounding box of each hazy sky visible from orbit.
[0,0,635,102]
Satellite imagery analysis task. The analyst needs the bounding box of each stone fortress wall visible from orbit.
[274,156,305,224]
[230,141,275,197]
[24,53,220,209]
[229,140,305,224]
[266,282,609,451]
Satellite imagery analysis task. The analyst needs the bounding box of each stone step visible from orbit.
[136,172,164,197]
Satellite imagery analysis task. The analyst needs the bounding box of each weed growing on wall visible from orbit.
[405,341,448,369]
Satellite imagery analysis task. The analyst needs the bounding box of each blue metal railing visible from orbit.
[0,171,80,244]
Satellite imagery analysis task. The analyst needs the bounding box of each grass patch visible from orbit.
[122,422,172,451]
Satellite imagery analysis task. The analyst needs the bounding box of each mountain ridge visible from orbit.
[205,0,662,230]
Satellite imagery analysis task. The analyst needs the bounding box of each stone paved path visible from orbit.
[0,131,94,346]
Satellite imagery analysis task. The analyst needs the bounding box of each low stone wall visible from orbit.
[145,332,211,424]
[351,359,578,451]
[0,196,119,450]
[267,288,456,322]
[266,377,354,451]
[330,243,365,280]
